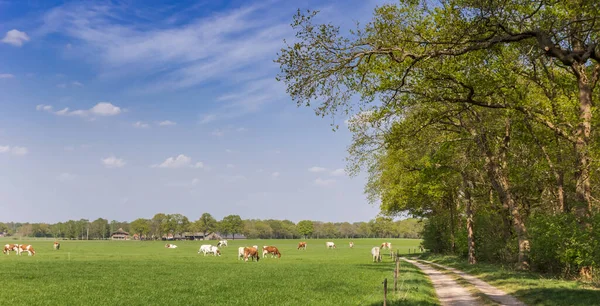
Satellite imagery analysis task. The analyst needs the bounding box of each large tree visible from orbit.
[220,215,243,239]
[196,213,217,238]
[296,220,314,238]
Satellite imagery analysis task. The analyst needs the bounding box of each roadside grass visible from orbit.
[419,253,600,306]
[0,238,429,305]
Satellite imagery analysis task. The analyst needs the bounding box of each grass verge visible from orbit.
[418,253,600,306]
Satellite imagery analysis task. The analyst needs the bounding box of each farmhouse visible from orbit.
[110,228,130,240]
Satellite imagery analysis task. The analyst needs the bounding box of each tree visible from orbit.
[297,220,314,238]
[130,218,151,239]
[196,213,217,237]
[90,218,109,239]
[220,215,243,239]
[276,1,600,271]
[151,213,168,240]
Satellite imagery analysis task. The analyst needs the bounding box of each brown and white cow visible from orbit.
[18,244,35,256]
[53,241,60,250]
[381,242,392,250]
[349,242,354,248]
[262,246,281,258]
[3,244,18,255]
[165,243,178,249]
[243,247,260,262]
[297,242,307,250]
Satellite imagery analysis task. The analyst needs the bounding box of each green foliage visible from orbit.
[297,220,314,238]
[196,213,217,236]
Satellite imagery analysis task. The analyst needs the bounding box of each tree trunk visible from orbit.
[573,62,593,219]
[463,176,477,265]
[473,121,529,269]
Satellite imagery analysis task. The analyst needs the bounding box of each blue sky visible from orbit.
[0,0,386,223]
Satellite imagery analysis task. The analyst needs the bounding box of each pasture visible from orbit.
[0,238,424,305]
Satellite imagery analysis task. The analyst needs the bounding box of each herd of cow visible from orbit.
[166,240,394,263]
[3,240,394,262]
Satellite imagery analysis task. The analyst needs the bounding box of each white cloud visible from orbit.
[225,149,233,153]
[90,102,122,116]
[191,178,200,185]
[158,120,176,126]
[211,129,224,137]
[36,102,122,117]
[11,146,28,156]
[314,178,336,186]
[133,121,149,128]
[200,114,217,124]
[330,168,346,176]
[0,146,9,153]
[57,172,76,181]
[72,81,83,86]
[193,162,204,169]
[0,74,14,79]
[1,29,30,47]
[101,156,126,168]
[236,127,247,132]
[271,172,280,178]
[154,154,204,169]
[308,166,327,173]
[226,164,235,169]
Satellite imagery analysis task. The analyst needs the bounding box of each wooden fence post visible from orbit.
[383,278,388,306]
[394,256,399,292]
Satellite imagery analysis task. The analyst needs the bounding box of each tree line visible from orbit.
[0,214,422,240]
[276,1,600,279]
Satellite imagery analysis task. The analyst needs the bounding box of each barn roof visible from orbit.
[111,228,129,235]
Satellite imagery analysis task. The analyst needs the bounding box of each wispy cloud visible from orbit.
[211,129,224,137]
[158,120,176,126]
[0,73,14,79]
[1,29,29,47]
[36,102,122,117]
[308,166,327,173]
[271,171,280,178]
[101,156,126,168]
[314,178,336,187]
[153,154,204,169]
[57,172,76,181]
[0,145,28,156]
[133,121,149,128]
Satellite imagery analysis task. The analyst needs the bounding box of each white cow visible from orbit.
[208,245,221,256]
[326,242,336,249]
[165,243,178,249]
[199,244,212,255]
[371,247,381,262]
[238,247,245,260]
[349,242,354,248]
[217,240,228,247]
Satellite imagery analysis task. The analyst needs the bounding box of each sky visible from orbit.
[0,0,388,224]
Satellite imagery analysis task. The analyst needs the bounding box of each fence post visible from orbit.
[383,278,388,306]
[394,256,399,292]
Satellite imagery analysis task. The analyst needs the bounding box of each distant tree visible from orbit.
[130,218,151,239]
[220,215,243,239]
[196,213,217,238]
[90,218,109,239]
[151,213,168,239]
[322,222,339,238]
[339,222,355,238]
[297,220,314,238]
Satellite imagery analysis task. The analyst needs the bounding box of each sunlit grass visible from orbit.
[0,238,431,305]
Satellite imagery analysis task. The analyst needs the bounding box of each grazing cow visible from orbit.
[208,246,221,256]
[3,244,18,255]
[243,247,260,262]
[217,240,228,247]
[165,243,178,249]
[262,246,281,258]
[381,242,392,250]
[238,247,245,260]
[53,241,60,250]
[18,244,36,256]
[297,242,307,250]
[326,242,336,249]
[349,242,354,248]
[198,244,212,255]
[371,247,382,262]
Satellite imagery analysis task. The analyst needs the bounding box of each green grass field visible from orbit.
[0,238,431,305]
